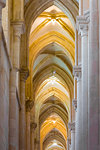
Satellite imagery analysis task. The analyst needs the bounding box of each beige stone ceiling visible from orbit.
[44,139,65,150]
[27,4,75,150]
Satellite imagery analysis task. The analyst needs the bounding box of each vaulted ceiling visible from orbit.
[26,4,76,150]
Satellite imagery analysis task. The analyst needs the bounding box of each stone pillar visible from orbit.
[26,100,34,150]
[72,27,78,112]
[79,0,89,15]
[75,29,78,66]
[67,138,71,150]
[68,122,75,150]
[83,0,89,13]
[30,122,37,150]
[19,68,29,150]
[77,12,89,150]
[79,0,83,15]
[73,66,82,150]
[72,29,78,149]
[88,1,99,149]
[9,22,24,150]
[35,140,40,150]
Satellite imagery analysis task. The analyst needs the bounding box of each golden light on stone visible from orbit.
[51,19,56,25]
[2,1,99,150]
[52,120,56,124]
[27,3,75,150]
[40,114,67,150]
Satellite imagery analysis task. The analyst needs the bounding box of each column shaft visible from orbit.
[30,122,37,150]
[75,12,89,150]
[26,111,31,150]
[83,0,89,13]
[20,79,26,150]
[75,29,78,65]
[79,0,83,15]
[9,23,24,150]
[9,69,19,150]
[67,138,71,150]
[89,1,99,149]
[71,130,75,150]
[31,131,34,150]
[73,65,82,150]
[26,100,34,150]
[19,68,29,150]
[68,122,75,150]
[81,23,88,150]
[76,78,82,150]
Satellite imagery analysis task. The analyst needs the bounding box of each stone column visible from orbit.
[79,0,89,15]
[72,29,78,149]
[35,140,40,150]
[30,122,37,150]
[83,0,89,13]
[79,0,83,15]
[73,66,82,150]
[68,122,75,150]
[26,100,34,150]
[77,12,89,150]
[72,27,78,112]
[9,22,24,150]
[19,68,29,150]
[88,1,99,149]
[67,138,71,150]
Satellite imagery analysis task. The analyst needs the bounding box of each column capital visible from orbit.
[68,122,75,131]
[20,67,29,82]
[26,99,34,112]
[11,20,25,37]
[30,122,37,131]
[73,65,81,80]
[76,10,90,36]
[72,99,77,111]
